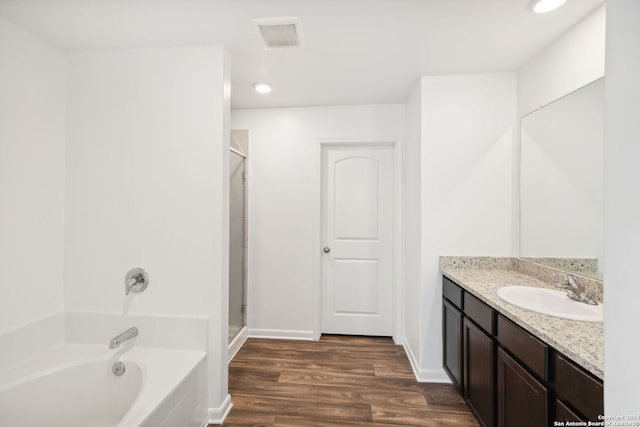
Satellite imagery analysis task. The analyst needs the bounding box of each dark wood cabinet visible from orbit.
[554,354,604,421]
[497,348,548,427]
[443,298,463,391]
[443,276,463,307]
[496,315,547,380]
[442,275,603,427]
[464,292,494,334]
[555,399,582,423]
[463,318,495,427]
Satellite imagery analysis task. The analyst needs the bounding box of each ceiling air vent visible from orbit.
[252,17,305,49]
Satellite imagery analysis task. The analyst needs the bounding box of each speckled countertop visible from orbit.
[441,267,604,380]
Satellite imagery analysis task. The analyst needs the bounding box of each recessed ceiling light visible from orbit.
[253,82,272,94]
[528,0,568,13]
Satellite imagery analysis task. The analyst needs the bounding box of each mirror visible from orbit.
[520,78,604,280]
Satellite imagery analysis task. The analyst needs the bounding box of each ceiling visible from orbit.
[0,0,606,109]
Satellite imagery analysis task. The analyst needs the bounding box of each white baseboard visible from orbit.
[417,368,453,383]
[248,328,315,340]
[403,338,422,380]
[228,327,248,362]
[206,394,233,425]
[402,338,452,383]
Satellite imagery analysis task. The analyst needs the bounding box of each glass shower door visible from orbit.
[229,149,246,342]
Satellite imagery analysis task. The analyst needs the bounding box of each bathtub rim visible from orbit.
[0,343,206,426]
[0,343,145,392]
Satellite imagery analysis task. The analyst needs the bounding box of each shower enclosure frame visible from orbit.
[228,145,248,347]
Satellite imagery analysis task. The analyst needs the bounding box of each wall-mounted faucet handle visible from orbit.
[125,267,149,296]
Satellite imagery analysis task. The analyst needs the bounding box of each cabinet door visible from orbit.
[555,354,603,421]
[497,348,548,427]
[443,298,463,391]
[464,318,495,427]
[555,399,582,423]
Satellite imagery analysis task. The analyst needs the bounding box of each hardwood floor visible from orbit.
[221,335,480,426]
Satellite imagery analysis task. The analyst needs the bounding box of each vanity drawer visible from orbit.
[464,292,494,335]
[443,276,463,309]
[555,354,603,421]
[497,315,548,380]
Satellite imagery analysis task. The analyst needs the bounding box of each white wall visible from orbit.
[419,73,516,379]
[518,5,606,116]
[230,105,404,339]
[403,81,423,370]
[0,17,66,332]
[65,45,231,418]
[604,0,640,415]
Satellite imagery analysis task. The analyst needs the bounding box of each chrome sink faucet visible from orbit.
[554,273,597,305]
[109,327,139,349]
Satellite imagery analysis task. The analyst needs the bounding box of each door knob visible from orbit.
[323,246,331,253]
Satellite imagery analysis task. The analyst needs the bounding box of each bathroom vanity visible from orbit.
[441,258,603,427]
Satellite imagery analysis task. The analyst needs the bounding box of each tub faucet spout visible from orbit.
[109,327,138,349]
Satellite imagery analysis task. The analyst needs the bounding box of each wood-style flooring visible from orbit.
[221,335,480,426]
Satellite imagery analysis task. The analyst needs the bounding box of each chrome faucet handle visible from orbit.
[554,274,574,290]
[555,273,581,290]
[554,273,598,305]
[565,273,583,290]
[125,268,149,296]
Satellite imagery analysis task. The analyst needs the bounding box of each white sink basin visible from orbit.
[497,286,603,322]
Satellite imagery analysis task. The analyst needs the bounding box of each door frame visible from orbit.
[313,138,403,343]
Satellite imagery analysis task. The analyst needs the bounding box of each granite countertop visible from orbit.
[441,267,604,380]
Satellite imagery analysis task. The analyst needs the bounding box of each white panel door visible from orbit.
[321,145,393,336]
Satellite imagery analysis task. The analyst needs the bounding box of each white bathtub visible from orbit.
[0,343,207,427]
